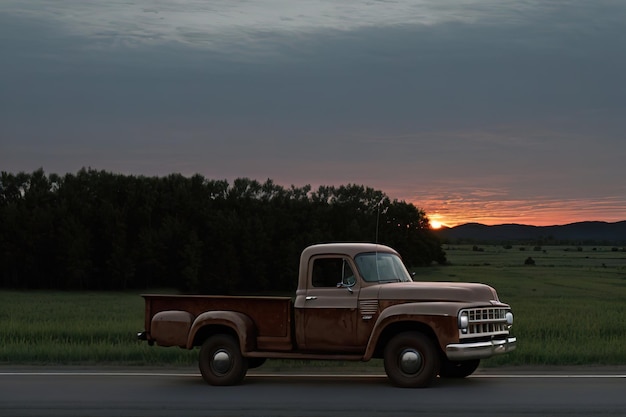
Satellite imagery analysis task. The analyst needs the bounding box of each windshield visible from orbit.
[354,252,413,283]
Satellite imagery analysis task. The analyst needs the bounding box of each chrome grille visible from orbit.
[460,307,510,339]
[468,308,506,321]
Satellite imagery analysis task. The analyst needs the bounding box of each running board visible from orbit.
[245,351,364,361]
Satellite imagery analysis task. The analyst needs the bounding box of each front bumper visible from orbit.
[445,337,517,361]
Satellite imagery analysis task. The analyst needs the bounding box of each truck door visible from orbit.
[295,255,361,353]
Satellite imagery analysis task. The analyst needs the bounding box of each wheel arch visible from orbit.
[368,320,441,359]
[187,311,257,353]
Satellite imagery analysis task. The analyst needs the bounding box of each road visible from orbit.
[1,368,625,416]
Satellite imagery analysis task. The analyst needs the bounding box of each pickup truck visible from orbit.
[138,243,516,387]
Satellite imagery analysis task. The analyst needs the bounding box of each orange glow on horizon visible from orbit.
[413,196,626,227]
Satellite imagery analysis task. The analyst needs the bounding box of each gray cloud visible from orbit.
[1,0,625,225]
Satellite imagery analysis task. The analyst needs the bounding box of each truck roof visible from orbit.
[301,243,399,259]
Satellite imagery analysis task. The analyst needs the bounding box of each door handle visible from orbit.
[305,296,317,300]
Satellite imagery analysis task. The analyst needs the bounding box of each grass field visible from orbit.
[418,244,626,366]
[0,290,198,366]
[1,244,625,367]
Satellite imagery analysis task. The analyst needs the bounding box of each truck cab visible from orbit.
[294,243,413,352]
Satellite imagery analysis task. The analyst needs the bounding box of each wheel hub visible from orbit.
[399,348,422,374]
[212,349,232,375]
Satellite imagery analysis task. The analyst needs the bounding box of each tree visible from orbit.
[0,169,446,292]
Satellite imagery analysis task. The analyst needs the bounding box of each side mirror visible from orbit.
[336,281,354,293]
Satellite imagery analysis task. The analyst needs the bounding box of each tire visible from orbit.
[439,358,480,378]
[199,334,248,386]
[383,331,440,388]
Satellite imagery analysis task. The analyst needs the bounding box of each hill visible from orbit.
[434,221,626,244]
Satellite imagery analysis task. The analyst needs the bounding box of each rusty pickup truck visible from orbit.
[138,243,516,387]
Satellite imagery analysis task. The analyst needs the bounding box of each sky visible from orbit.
[1,0,625,227]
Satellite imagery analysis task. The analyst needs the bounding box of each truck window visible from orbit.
[355,252,412,283]
[311,258,355,287]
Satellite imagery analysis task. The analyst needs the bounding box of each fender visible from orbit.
[150,310,194,347]
[186,311,257,353]
[363,302,463,360]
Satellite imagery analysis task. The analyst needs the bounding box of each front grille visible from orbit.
[460,307,510,339]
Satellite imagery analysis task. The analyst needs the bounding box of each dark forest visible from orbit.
[0,168,446,294]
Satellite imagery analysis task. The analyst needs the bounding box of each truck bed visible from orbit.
[142,294,294,351]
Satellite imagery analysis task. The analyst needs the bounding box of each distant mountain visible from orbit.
[434,221,626,244]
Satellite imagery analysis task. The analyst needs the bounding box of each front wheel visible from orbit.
[383,332,440,388]
[439,358,480,378]
[199,334,248,386]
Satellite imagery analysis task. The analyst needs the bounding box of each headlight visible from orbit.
[506,311,514,327]
[458,311,469,333]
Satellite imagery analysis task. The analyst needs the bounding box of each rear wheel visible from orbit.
[199,334,248,386]
[439,358,480,378]
[383,332,440,388]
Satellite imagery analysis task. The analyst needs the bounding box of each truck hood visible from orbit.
[376,281,498,303]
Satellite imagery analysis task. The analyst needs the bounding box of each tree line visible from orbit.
[0,168,446,294]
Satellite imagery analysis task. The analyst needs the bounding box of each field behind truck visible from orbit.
[1,244,625,367]
[419,244,626,366]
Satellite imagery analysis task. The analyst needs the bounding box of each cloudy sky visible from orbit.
[1,0,625,227]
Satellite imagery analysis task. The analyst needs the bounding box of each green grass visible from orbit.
[1,244,625,367]
[415,245,626,366]
[0,291,197,366]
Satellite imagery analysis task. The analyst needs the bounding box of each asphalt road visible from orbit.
[1,368,625,417]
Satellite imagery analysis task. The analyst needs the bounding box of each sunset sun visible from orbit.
[430,220,443,229]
